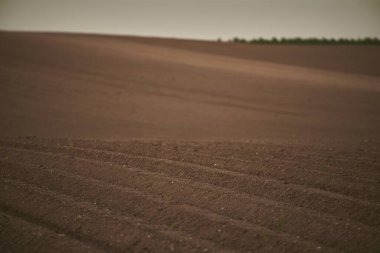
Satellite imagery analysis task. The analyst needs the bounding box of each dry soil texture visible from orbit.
[0,32,380,252]
[1,32,380,142]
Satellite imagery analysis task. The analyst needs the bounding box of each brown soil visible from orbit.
[0,32,379,252]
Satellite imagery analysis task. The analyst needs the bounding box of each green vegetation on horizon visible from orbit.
[221,37,380,44]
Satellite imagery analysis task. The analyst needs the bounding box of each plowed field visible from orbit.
[0,32,379,252]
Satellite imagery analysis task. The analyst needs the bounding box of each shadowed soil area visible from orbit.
[0,32,379,252]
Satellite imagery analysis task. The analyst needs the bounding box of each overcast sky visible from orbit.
[0,0,379,40]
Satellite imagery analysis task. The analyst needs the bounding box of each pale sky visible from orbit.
[0,0,379,40]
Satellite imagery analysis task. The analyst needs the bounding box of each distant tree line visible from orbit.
[220,37,380,45]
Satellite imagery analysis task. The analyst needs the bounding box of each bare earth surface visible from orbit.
[0,32,380,252]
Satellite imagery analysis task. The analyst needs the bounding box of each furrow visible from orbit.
[61,146,380,226]
[0,160,333,253]
[0,148,377,252]
[3,139,379,181]
[0,177,225,253]
[180,142,380,166]
[185,150,380,183]
[3,144,377,227]
[0,210,105,253]
[67,145,380,203]
[2,143,378,206]
[63,140,380,178]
